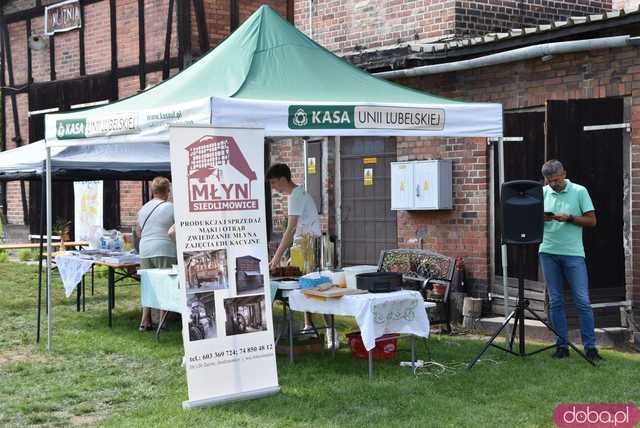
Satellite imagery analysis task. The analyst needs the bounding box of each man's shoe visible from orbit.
[585,347,603,362]
[551,347,569,359]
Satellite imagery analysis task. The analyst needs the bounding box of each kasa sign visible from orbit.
[288,105,445,130]
[186,135,259,212]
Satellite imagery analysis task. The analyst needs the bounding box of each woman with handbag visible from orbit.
[136,176,177,331]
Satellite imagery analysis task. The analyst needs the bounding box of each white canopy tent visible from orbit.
[0,140,170,180]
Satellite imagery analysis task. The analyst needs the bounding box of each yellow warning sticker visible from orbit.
[307,157,317,174]
[364,168,373,186]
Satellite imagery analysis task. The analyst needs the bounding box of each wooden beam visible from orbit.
[0,12,6,153]
[193,0,209,53]
[109,0,118,99]
[2,17,29,224]
[1,20,23,147]
[163,0,174,79]
[138,0,146,91]
[79,0,86,76]
[287,0,294,23]
[3,57,180,97]
[230,0,239,32]
[176,0,192,69]
[26,19,33,83]
[49,35,56,81]
[0,11,6,215]
[116,57,180,79]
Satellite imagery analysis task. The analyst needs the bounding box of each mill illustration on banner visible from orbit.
[170,125,279,409]
[186,135,258,212]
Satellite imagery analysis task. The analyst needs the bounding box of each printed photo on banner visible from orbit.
[224,295,267,336]
[235,255,265,295]
[187,292,217,342]
[184,249,228,293]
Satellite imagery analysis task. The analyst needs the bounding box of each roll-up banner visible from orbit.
[169,125,279,409]
[73,180,103,243]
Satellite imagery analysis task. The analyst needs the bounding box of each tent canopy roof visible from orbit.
[45,5,502,142]
[0,141,170,181]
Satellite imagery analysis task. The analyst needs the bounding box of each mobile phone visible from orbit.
[544,211,554,216]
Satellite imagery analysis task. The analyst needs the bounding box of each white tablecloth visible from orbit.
[55,255,95,297]
[288,289,430,351]
[139,269,184,313]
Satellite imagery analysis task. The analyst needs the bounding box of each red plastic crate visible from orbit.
[346,332,400,360]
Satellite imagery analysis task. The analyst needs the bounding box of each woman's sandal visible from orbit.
[139,324,153,332]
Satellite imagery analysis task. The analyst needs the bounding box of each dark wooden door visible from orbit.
[340,137,396,265]
[546,99,625,326]
[28,73,120,236]
[491,112,546,317]
[494,112,546,281]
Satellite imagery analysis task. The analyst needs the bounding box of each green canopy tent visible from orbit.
[45,5,502,144]
[39,5,503,351]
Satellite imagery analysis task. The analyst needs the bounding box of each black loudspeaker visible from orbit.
[501,180,543,244]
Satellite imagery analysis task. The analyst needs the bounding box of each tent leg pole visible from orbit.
[46,146,53,352]
[36,166,46,344]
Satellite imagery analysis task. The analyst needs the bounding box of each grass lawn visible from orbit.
[0,261,638,427]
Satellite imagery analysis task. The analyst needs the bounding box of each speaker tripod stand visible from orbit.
[467,245,596,369]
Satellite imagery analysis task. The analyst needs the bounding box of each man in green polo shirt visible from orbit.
[539,159,601,362]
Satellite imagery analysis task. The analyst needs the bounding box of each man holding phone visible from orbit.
[539,159,601,362]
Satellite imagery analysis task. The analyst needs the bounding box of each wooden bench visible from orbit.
[377,248,457,332]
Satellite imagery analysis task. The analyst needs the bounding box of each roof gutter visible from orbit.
[374,35,640,79]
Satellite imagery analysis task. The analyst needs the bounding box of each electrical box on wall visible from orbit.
[390,160,453,210]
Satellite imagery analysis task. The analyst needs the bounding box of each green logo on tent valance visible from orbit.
[56,119,87,139]
[288,105,445,130]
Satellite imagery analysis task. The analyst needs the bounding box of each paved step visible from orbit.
[3,224,29,243]
[475,316,631,349]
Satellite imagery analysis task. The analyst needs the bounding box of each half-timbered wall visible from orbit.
[1,0,289,229]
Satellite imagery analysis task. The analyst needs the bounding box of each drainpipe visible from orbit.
[374,35,640,79]
[308,0,313,39]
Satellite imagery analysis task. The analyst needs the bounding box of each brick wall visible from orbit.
[294,0,456,55]
[269,139,306,231]
[200,0,287,49]
[116,0,140,68]
[2,0,290,229]
[392,44,639,310]
[203,0,230,47]
[53,30,81,81]
[83,2,113,75]
[6,21,28,84]
[240,0,288,21]
[120,181,143,227]
[456,0,612,37]
[395,137,489,293]
[293,0,612,55]
[145,0,177,64]
[613,0,640,10]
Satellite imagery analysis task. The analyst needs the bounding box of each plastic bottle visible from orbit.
[100,236,107,250]
[112,236,122,251]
